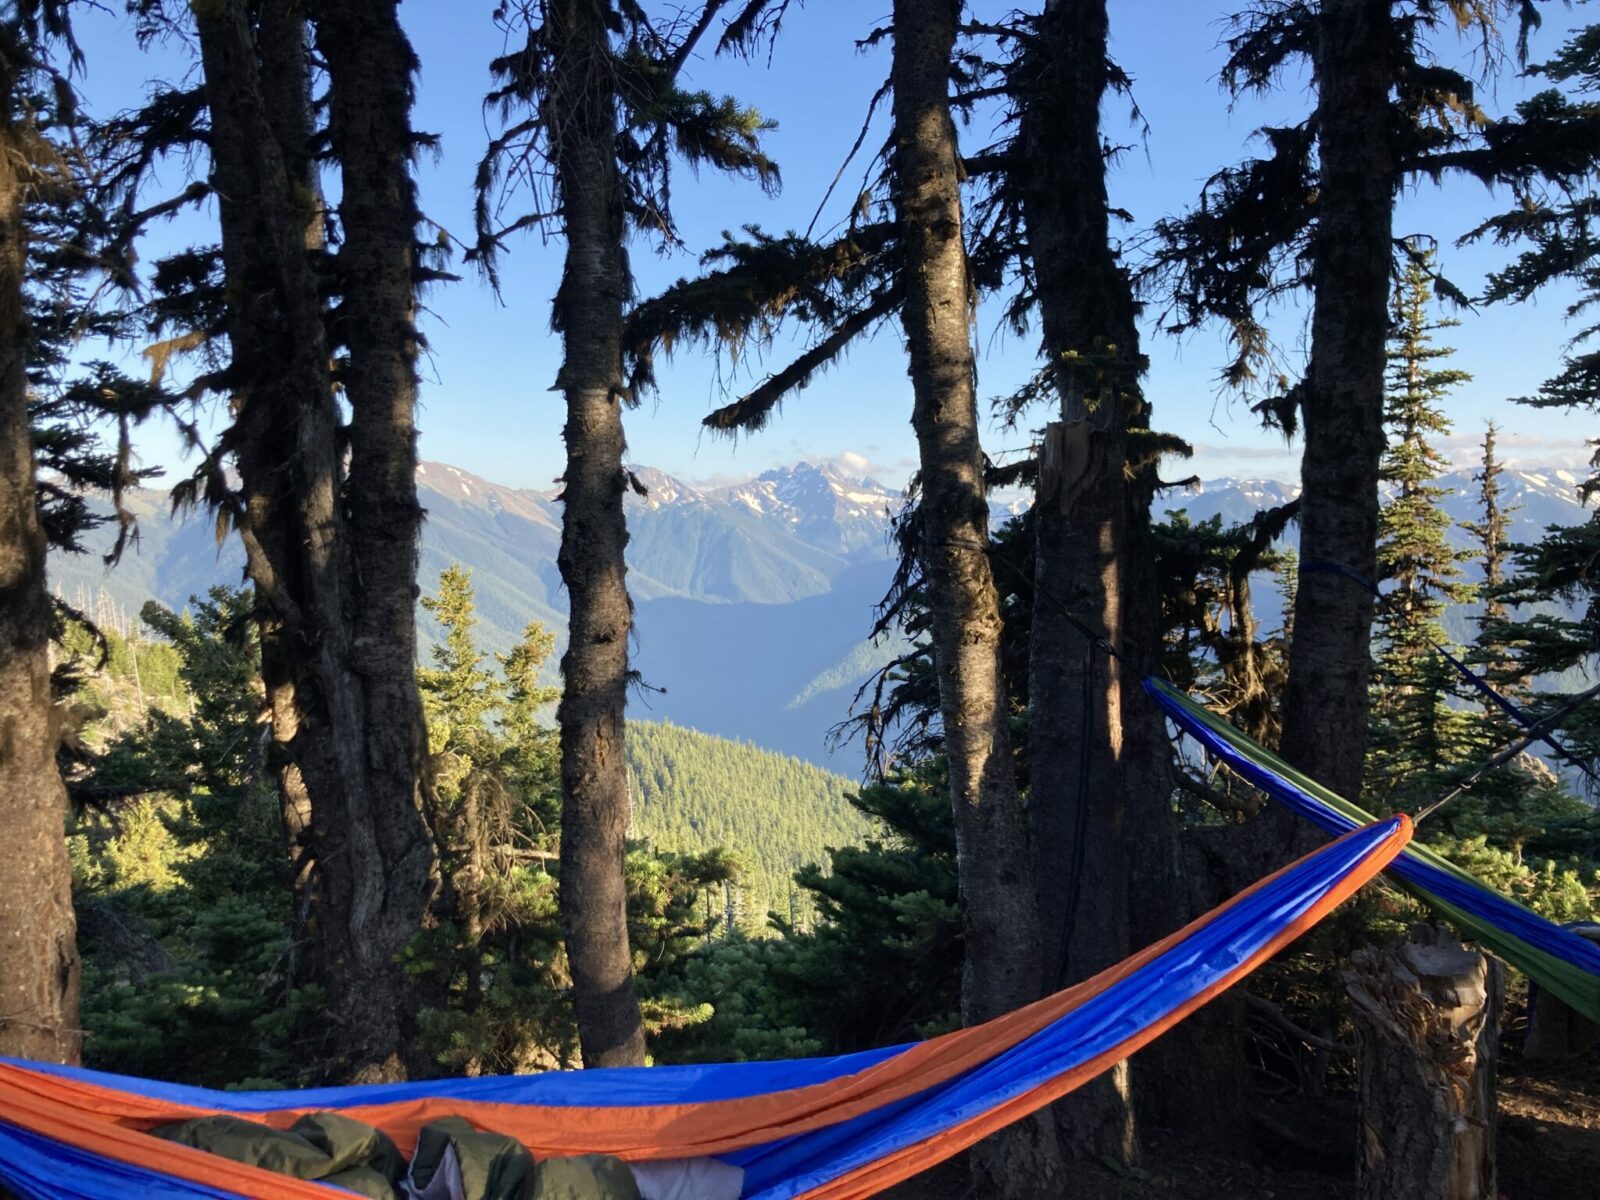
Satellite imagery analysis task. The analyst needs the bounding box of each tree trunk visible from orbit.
[240,0,323,1020]
[1014,0,1153,1162]
[1347,927,1501,1200]
[547,0,647,1070]
[196,0,435,1082]
[1523,925,1600,1060]
[316,0,439,1079]
[0,64,80,1065]
[892,1,1063,1192]
[1278,0,1394,810]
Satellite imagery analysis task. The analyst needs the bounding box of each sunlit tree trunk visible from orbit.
[0,44,79,1063]
[1014,0,1138,1163]
[546,0,647,1069]
[892,0,1063,1190]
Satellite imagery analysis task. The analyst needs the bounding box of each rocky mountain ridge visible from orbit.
[49,459,1591,767]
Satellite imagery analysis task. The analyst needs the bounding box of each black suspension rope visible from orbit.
[1414,677,1600,825]
[1302,559,1600,789]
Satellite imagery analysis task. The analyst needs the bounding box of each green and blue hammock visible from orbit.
[0,680,1594,1199]
[1144,678,1600,1024]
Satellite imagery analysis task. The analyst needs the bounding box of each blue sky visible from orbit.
[71,1,1595,491]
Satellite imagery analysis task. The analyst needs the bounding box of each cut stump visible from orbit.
[1347,926,1501,1200]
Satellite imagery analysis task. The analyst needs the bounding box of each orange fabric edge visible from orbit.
[0,817,1408,1199]
[797,815,1413,1199]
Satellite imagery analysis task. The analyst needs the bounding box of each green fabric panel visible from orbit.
[526,1155,642,1200]
[150,1115,333,1180]
[1153,680,1600,1022]
[152,1112,406,1194]
[321,1165,400,1200]
[289,1111,402,1182]
[412,1116,534,1200]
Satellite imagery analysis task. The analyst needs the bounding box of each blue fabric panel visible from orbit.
[4,1042,909,1115]
[1147,681,1600,978]
[0,1122,250,1200]
[731,819,1403,1198]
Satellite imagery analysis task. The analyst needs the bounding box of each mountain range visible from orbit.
[49,458,1591,769]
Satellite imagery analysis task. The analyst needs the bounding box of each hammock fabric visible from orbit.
[1147,677,1600,1024]
[0,816,1409,1200]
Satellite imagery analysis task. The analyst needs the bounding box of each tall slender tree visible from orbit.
[0,0,80,1065]
[544,0,645,1069]
[476,0,777,1068]
[314,0,440,1077]
[1004,0,1173,1162]
[1276,0,1396,808]
[1467,16,1600,776]
[1464,422,1525,703]
[891,2,1062,1189]
[1147,0,1551,813]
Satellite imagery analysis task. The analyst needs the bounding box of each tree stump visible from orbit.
[1346,926,1502,1200]
[1524,922,1600,1060]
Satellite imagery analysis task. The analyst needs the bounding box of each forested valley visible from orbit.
[4,2,1600,1199]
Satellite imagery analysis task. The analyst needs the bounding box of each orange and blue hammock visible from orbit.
[0,815,1412,1200]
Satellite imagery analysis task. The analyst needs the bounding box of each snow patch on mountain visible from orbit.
[707,461,899,557]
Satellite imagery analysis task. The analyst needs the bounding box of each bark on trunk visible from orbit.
[0,65,80,1065]
[316,0,439,1080]
[1014,0,1149,1162]
[892,1,1062,1191]
[547,0,647,1070]
[1278,0,1394,811]
[196,0,435,1082]
[1523,926,1600,1060]
[1347,928,1501,1200]
[244,0,323,1012]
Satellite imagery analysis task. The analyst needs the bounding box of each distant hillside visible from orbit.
[626,721,868,931]
[1152,466,1591,548]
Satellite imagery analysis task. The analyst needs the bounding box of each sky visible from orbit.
[67,1,1598,492]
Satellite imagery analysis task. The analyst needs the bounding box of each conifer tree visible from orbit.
[1366,247,1477,803]
[1147,0,1556,813]
[0,0,80,1065]
[1467,18,1600,780]
[1464,421,1526,703]
[1000,0,1195,1161]
[101,0,441,1081]
[891,0,1049,1052]
[474,0,777,1069]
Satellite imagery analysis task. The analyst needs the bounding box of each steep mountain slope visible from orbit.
[626,721,868,929]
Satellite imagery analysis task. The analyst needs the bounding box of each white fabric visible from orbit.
[629,1157,745,1200]
[404,1142,466,1200]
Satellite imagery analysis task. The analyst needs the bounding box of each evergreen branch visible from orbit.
[701,290,899,433]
